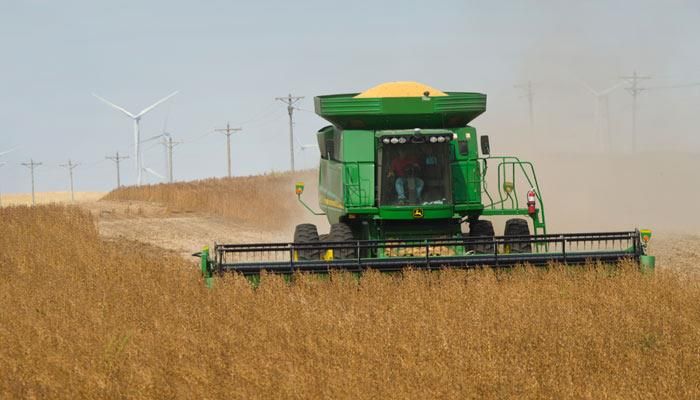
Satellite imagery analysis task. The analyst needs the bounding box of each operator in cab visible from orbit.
[387,147,424,204]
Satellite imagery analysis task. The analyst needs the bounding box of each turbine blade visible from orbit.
[92,93,136,118]
[143,167,165,180]
[576,79,600,96]
[0,146,18,157]
[599,80,626,95]
[136,91,179,118]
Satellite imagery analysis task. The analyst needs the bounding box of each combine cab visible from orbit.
[197,82,654,281]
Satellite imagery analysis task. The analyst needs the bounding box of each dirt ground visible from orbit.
[81,200,294,258]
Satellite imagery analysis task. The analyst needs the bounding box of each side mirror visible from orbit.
[480,135,491,156]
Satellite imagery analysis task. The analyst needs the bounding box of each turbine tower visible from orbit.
[93,91,178,185]
[579,80,625,152]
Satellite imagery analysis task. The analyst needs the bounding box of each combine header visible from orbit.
[197,82,654,281]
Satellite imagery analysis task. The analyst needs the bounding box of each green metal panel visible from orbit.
[450,160,480,203]
[451,162,469,204]
[343,163,362,207]
[449,126,481,206]
[315,92,487,130]
[318,158,345,224]
[466,161,481,203]
[342,165,374,208]
[342,130,375,162]
[200,247,213,288]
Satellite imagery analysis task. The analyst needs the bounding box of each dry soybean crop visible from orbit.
[102,171,315,230]
[1,205,699,399]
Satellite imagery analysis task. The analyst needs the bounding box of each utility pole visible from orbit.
[275,94,304,172]
[515,81,535,132]
[214,123,242,177]
[106,152,129,188]
[620,70,651,152]
[161,136,182,183]
[59,160,79,202]
[21,159,42,206]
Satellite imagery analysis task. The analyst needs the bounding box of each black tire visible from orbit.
[504,218,532,254]
[466,219,495,254]
[293,223,320,260]
[327,223,356,259]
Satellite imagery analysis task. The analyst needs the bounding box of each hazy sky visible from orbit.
[1,0,698,193]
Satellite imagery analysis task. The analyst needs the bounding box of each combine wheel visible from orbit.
[293,223,320,260]
[504,218,532,253]
[327,223,357,259]
[466,219,495,254]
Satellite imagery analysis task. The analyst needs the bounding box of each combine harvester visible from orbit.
[197,82,654,281]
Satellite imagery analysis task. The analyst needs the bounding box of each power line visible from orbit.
[214,123,242,178]
[646,82,700,90]
[620,70,652,152]
[59,159,79,202]
[20,159,42,206]
[106,152,129,188]
[236,102,279,126]
[275,93,304,172]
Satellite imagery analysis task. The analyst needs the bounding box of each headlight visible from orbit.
[398,137,407,144]
[452,133,458,140]
[390,138,399,144]
[382,138,390,144]
[437,136,446,143]
[429,136,438,143]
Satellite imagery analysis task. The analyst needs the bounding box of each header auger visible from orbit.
[197,82,655,281]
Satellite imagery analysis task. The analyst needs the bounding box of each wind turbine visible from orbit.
[143,167,166,181]
[93,91,178,185]
[294,135,318,151]
[579,80,625,152]
[0,147,18,158]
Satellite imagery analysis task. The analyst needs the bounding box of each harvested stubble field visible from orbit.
[1,205,699,399]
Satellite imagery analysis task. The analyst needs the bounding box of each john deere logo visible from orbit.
[412,208,424,218]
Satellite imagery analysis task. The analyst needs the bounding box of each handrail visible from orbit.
[477,155,547,235]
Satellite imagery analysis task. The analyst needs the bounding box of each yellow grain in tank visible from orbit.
[354,81,448,98]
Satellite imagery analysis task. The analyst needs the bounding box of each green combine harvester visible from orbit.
[197,82,654,280]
